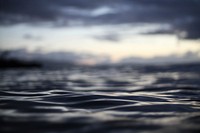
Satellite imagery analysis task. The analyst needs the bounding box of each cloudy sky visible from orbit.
[0,0,200,64]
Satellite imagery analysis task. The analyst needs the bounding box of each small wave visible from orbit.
[0,65,200,133]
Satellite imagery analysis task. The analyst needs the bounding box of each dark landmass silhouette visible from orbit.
[0,51,41,69]
[0,50,200,69]
[0,58,42,69]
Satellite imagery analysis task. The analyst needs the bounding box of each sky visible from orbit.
[0,0,200,64]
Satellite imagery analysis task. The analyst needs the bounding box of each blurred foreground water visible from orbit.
[0,63,200,133]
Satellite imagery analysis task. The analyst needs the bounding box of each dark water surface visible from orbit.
[1,64,200,133]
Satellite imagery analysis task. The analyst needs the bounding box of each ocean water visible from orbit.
[0,64,200,133]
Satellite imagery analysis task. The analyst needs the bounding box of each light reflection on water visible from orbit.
[0,64,200,133]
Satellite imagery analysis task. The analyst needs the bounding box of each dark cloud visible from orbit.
[0,0,58,24]
[0,0,200,39]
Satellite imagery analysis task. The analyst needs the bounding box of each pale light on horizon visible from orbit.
[0,24,200,63]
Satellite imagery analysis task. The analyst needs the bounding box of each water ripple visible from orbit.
[0,65,200,133]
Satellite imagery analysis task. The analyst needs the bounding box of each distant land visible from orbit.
[0,50,200,69]
[0,51,41,69]
[0,58,42,69]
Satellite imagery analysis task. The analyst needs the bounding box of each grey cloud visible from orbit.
[23,34,43,41]
[93,33,121,42]
[0,0,200,39]
[120,51,200,64]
